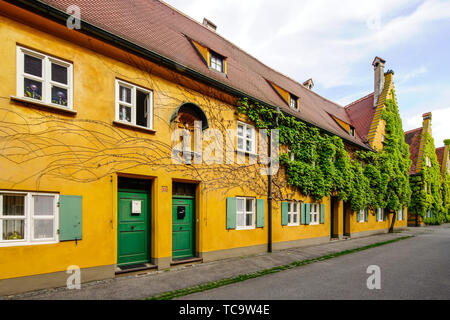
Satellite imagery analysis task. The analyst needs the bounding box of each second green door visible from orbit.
[172,198,195,260]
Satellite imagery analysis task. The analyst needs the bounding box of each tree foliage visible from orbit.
[237,95,411,212]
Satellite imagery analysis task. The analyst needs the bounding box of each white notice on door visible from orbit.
[132,200,142,214]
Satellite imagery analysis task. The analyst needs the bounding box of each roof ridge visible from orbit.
[345,92,374,109]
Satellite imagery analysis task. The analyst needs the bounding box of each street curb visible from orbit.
[148,235,414,300]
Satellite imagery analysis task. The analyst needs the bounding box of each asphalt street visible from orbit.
[180,226,450,300]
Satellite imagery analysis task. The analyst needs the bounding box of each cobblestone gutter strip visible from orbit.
[148,236,413,300]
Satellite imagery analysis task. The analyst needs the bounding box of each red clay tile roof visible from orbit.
[405,127,423,175]
[436,147,445,170]
[30,0,369,149]
[345,92,375,142]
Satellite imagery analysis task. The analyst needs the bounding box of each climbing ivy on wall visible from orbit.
[237,95,411,213]
[409,132,445,225]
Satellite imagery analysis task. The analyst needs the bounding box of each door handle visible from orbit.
[179,226,182,230]
[131,226,135,230]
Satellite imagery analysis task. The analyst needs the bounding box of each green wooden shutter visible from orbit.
[320,204,325,224]
[226,197,236,229]
[305,203,311,225]
[376,208,380,221]
[383,209,387,221]
[59,195,82,241]
[365,208,369,222]
[301,203,306,225]
[356,210,361,222]
[281,202,289,226]
[256,199,265,228]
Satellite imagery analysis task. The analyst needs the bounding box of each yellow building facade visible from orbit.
[0,1,406,295]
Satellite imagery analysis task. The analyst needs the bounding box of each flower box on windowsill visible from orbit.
[11,96,77,115]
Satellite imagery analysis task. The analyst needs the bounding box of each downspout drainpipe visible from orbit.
[268,107,280,253]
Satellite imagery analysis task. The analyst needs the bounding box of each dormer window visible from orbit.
[210,51,224,73]
[289,94,298,110]
[350,126,355,137]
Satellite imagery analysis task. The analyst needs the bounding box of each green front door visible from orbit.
[118,191,150,266]
[172,198,195,260]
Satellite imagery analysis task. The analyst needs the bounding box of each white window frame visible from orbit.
[309,203,320,225]
[378,208,385,222]
[237,121,257,154]
[236,197,255,230]
[17,46,73,109]
[287,201,300,226]
[358,209,366,223]
[289,95,298,110]
[115,79,153,130]
[0,191,59,247]
[210,52,224,73]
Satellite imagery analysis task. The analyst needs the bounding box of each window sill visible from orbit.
[235,227,256,231]
[113,120,156,134]
[0,240,59,248]
[11,96,77,115]
[287,223,300,227]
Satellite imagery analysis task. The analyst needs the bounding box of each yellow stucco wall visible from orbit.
[0,9,400,283]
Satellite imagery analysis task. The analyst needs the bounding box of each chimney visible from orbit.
[422,112,432,135]
[303,78,314,90]
[202,18,217,32]
[443,139,450,175]
[372,56,386,108]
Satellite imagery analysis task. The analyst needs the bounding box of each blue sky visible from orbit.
[164,0,450,147]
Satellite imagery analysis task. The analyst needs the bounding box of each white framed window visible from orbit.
[17,46,73,109]
[210,51,224,73]
[358,209,366,223]
[426,156,432,167]
[378,208,385,222]
[398,208,403,221]
[237,121,256,154]
[0,191,59,247]
[287,202,300,226]
[310,203,320,225]
[236,197,255,230]
[289,94,298,110]
[115,79,153,129]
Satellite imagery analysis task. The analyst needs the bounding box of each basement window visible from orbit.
[17,46,73,109]
[115,79,153,129]
[0,191,59,247]
[210,51,224,73]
